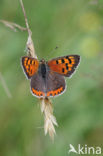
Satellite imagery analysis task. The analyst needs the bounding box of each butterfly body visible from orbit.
[38,59,49,79]
[21,55,80,98]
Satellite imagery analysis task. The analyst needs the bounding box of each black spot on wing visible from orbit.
[65,63,69,70]
[66,66,68,70]
[68,58,72,64]
[30,60,32,64]
[61,59,65,63]
[62,68,65,73]
[56,60,59,64]
[66,56,72,64]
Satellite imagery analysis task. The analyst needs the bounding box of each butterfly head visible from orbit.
[40,59,46,64]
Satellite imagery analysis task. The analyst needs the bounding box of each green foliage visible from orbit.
[0,0,103,156]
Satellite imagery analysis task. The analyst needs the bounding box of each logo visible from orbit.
[68,144,101,155]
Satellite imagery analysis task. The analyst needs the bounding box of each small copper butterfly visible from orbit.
[21,55,80,98]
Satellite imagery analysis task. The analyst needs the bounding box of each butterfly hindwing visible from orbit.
[48,55,80,77]
[31,73,46,97]
[30,71,66,98]
[46,71,66,97]
[21,56,39,79]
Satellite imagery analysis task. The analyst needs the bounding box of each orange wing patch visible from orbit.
[22,56,39,79]
[46,87,63,97]
[32,88,45,97]
[48,55,80,77]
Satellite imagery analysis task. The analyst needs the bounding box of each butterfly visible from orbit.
[21,55,80,98]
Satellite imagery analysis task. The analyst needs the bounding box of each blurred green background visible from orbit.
[0,0,103,156]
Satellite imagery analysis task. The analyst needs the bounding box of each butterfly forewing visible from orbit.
[48,55,80,77]
[21,56,39,79]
